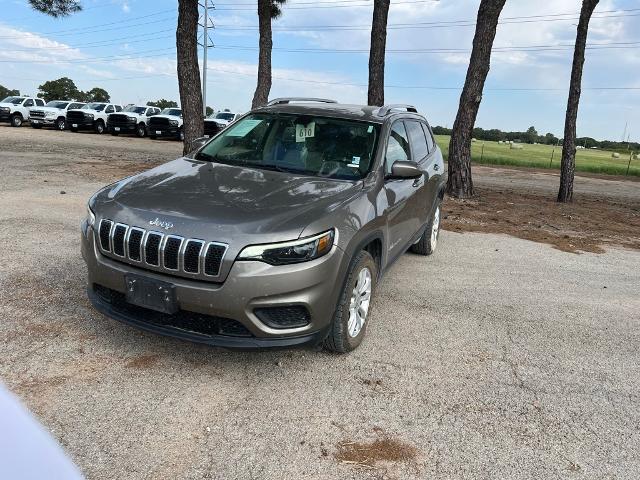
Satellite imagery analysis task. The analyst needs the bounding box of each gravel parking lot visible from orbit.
[1,126,639,479]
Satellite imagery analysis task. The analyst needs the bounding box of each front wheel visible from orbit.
[136,124,146,137]
[411,200,442,256]
[95,120,105,134]
[323,250,377,353]
[10,114,23,127]
[178,129,184,142]
[55,118,66,130]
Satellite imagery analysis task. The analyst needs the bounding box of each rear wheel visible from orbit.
[323,250,377,353]
[411,200,442,256]
[55,118,66,130]
[95,120,105,134]
[10,114,23,127]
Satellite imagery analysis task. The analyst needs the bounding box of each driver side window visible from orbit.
[385,121,410,174]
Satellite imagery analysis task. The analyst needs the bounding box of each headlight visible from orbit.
[169,120,179,126]
[86,205,96,227]
[86,113,94,119]
[0,107,10,113]
[127,116,136,121]
[45,112,56,118]
[238,230,335,265]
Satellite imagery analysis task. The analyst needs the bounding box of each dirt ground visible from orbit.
[1,126,639,479]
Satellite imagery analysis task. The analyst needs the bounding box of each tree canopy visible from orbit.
[147,99,178,110]
[38,77,80,102]
[0,84,20,99]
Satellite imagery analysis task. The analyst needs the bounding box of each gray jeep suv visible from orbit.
[81,98,445,352]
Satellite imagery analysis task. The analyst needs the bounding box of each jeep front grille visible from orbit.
[97,219,227,279]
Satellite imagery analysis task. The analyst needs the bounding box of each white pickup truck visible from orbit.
[0,96,46,127]
[66,102,123,134]
[29,100,86,130]
[203,109,242,137]
[147,107,183,140]
[107,105,161,137]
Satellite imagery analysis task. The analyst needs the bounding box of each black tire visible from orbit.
[10,114,23,127]
[136,124,146,138]
[55,118,66,130]
[178,128,184,142]
[95,120,105,134]
[323,250,377,353]
[410,199,442,256]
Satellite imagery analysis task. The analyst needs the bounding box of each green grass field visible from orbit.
[434,135,640,177]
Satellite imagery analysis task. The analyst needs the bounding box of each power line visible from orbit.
[213,9,640,31]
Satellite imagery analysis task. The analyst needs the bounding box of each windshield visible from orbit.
[46,101,69,109]
[82,103,106,111]
[124,106,147,114]
[1,97,25,105]
[160,108,182,116]
[213,112,235,121]
[196,113,380,181]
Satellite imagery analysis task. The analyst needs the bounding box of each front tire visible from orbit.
[10,114,23,127]
[323,250,377,353]
[178,128,184,142]
[411,200,442,256]
[95,120,105,134]
[136,124,146,138]
[55,118,66,130]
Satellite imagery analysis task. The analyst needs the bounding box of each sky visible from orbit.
[0,0,638,141]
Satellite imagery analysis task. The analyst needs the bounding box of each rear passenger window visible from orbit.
[115,105,122,112]
[405,120,429,161]
[105,105,114,113]
[24,99,34,107]
[35,99,45,106]
[421,123,435,153]
[385,122,411,174]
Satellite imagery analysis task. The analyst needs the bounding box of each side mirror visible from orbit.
[388,160,422,179]
[191,136,209,151]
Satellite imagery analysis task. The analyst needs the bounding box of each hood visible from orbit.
[31,106,62,114]
[94,158,362,245]
[68,108,100,114]
[0,103,17,109]
[153,114,181,120]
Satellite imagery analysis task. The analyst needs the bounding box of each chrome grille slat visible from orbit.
[96,219,228,280]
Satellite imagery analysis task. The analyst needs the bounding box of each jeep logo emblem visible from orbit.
[149,218,174,230]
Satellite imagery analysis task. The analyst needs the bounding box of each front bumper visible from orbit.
[149,126,180,138]
[30,118,56,126]
[68,118,95,129]
[107,121,137,133]
[81,222,344,349]
[0,112,11,122]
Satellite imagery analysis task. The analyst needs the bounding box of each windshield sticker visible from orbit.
[296,122,315,142]
[227,119,262,137]
[351,156,361,166]
[367,125,373,133]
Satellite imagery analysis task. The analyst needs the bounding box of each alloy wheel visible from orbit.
[347,267,372,338]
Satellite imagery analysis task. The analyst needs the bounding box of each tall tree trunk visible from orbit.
[367,0,390,106]
[252,0,273,109]
[446,0,506,198]
[558,0,599,203]
[177,0,203,155]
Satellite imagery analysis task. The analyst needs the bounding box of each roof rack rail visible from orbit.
[266,97,338,106]
[376,104,418,116]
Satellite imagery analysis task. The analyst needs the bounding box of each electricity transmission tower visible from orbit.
[198,0,215,116]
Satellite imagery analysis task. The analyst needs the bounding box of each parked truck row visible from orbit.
[0,95,242,141]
